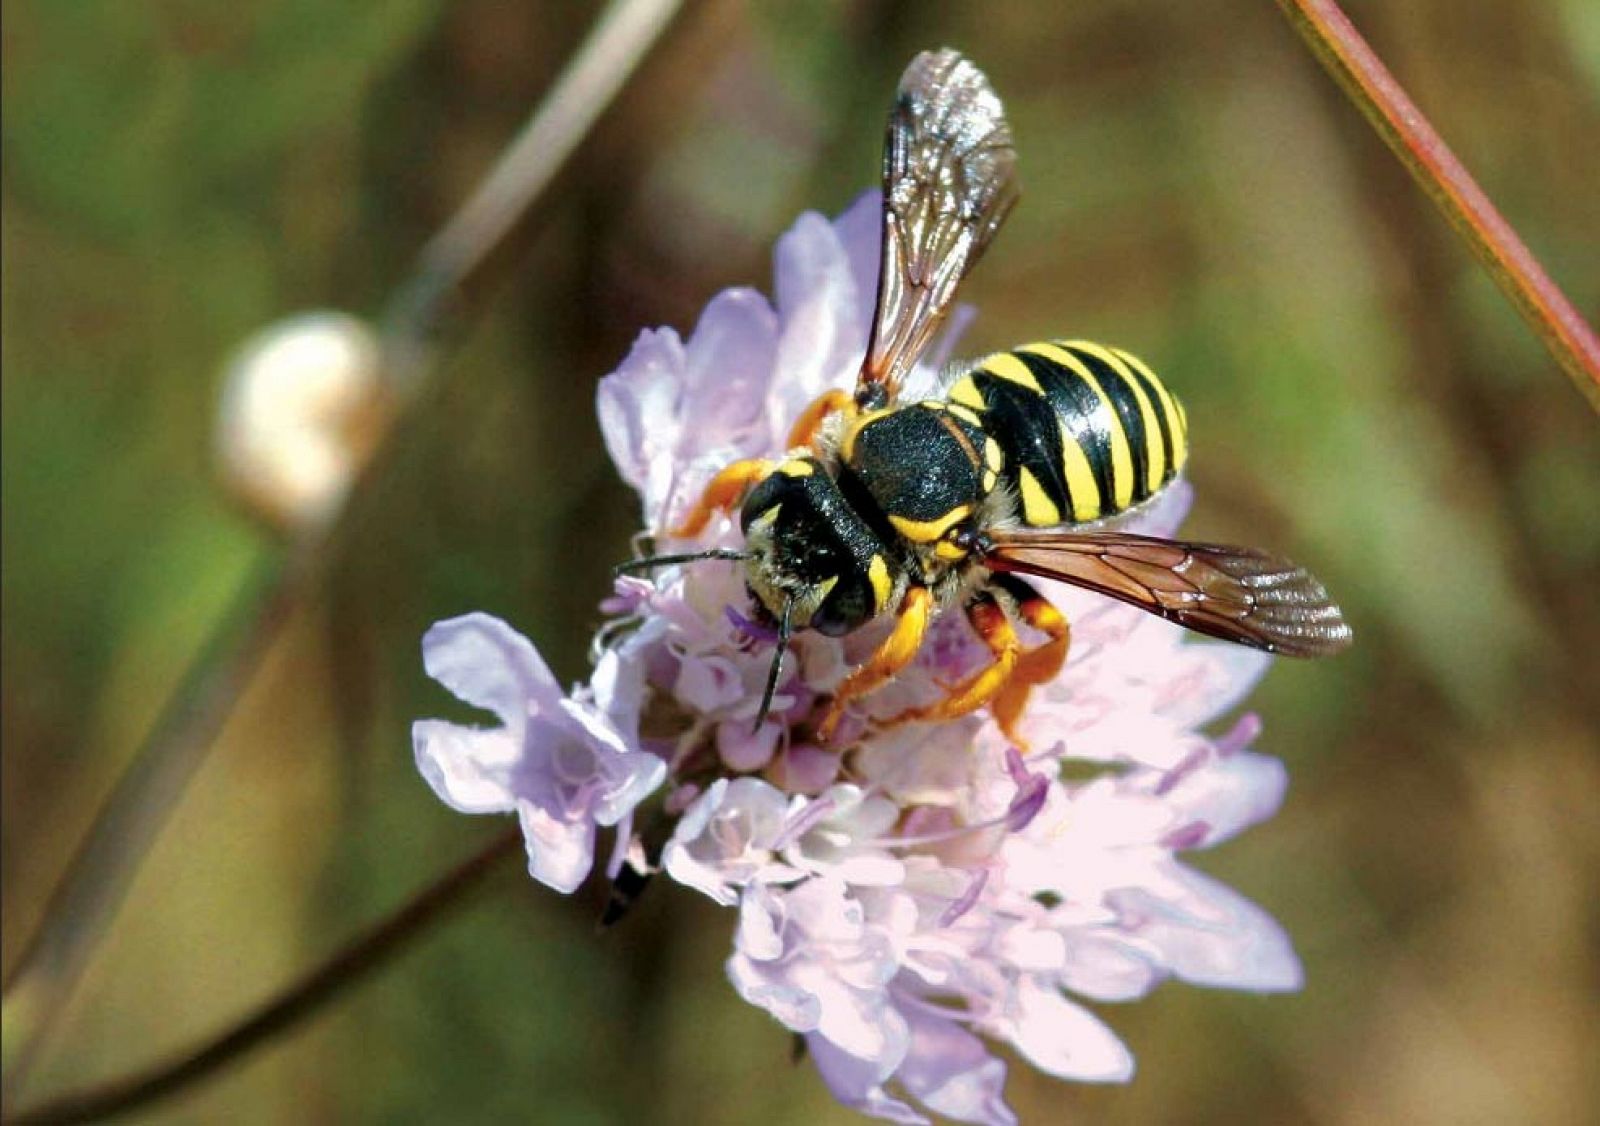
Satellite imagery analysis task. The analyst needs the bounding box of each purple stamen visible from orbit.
[725,605,780,644]
[1004,748,1049,833]
[774,796,837,851]
[1161,821,1212,850]
[939,868,989,926]
[1216,712,1264,756]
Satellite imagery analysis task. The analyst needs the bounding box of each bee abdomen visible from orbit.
[946,340,1188,525]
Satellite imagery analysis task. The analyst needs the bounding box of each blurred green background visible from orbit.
[4,2,1598,1123]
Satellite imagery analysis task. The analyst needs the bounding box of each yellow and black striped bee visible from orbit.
[621,48,1351,741]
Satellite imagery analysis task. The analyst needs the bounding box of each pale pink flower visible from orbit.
[661,777,804,903]
[413,613,665,893]
[414,192,1303,1124]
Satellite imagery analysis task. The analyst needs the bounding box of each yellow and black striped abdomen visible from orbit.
[946,339,1188,526]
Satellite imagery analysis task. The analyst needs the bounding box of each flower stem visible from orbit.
[1,0,686,1100]
[383,0,685,384]
[2,828,522,1126]
[1273,0,1600,412]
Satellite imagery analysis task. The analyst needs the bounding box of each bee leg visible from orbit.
[881,591,1021,733]
[988,575,1071,743]
[669,459,773,538]
[786,389,854,449]
[817,586,933,742]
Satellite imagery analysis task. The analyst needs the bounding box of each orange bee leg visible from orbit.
[817,586,933,742]
[989,575,1072,744]
[669,458,773,538]
[786,388,854,450]
[880,592,1021,733]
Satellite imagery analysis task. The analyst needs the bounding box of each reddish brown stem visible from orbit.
[1275,0,1600,412]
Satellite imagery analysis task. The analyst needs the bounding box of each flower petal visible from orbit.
[717,718,781,772]
[898,1009,1018,1126]
[597,287,780,529]
[1003,979,1135,1083]
[596,326,685,518]
[807,1033,926,1125]
[1107,863,1303,992]
[1055,933,1164,1002]
[831,189,882,329]
[591,641,648,743]
[553,698,667,826]
[771,209,871,427]
[516,800,595,894]
[591,748,668,828]
[1159,747,1287,849]
[411,720,520,814]
[737,883,785,961]
[1157,642,1274,731]
[729,954,821,1034]
[768,742,843,795]
[662,777,797,904]
[682,287,780,444]
[676,653,746,713]
[421,613,559,730]
[812,976,909,1069]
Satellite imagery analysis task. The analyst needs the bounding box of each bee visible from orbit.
[620,48,1351,743]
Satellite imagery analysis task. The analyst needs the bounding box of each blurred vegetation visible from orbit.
[3,2,1597,1123]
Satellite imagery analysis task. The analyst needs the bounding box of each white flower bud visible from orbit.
[215,311,387,533]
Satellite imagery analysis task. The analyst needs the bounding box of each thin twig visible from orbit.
[383,0,684,386]
[3,828,522,1126]
[1273,0,1600,413]
[1,0,685,1100]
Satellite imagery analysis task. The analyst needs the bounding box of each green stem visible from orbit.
[1274,0,1600,412]
[2,828,522,1126]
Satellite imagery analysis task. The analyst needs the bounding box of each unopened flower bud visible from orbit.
[216,311,388,533]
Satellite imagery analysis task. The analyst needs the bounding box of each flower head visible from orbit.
[414,192,1302,1124]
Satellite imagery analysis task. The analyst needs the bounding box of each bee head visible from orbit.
[738,460,890,639]
[615,458,897,731]
[733,460,896,730]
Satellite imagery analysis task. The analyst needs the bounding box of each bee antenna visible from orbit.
[753,595,794,732]
[613,548,749,576]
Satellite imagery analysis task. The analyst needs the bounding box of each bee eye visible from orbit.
[810,577,872,638]
[809,601,852,637]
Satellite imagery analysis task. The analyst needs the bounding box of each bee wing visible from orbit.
[857,49,1020,408]
[981,528,1353,657]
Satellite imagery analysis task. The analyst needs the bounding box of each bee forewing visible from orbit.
[981,529,1354,657]
[858,48,1021,407]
